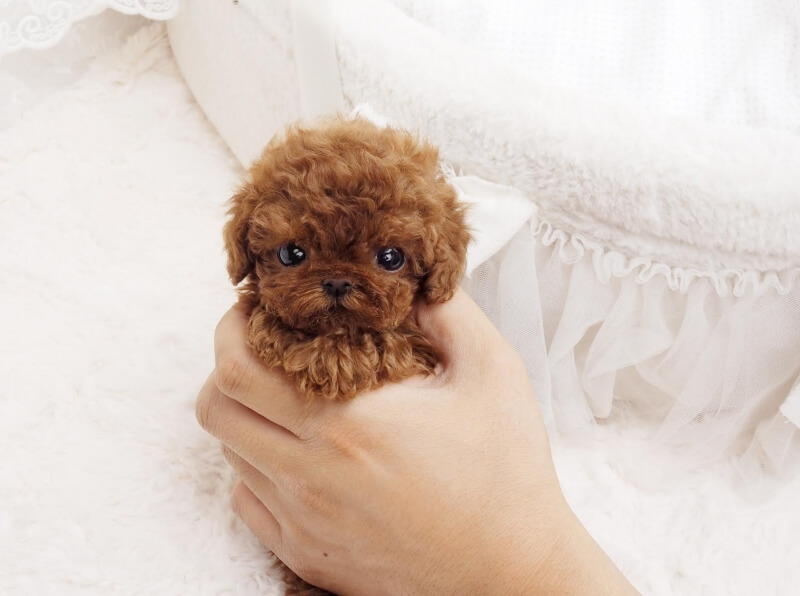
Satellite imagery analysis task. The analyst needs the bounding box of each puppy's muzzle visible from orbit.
[322,278,353,298]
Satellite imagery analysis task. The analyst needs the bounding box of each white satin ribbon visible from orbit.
[452,175,535,277]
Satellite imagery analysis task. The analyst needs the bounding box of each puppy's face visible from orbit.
[224,118,469,335]
[246,199,422,333]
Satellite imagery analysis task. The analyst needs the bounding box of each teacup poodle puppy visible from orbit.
[224,117,469,401]
[223,116,469,594]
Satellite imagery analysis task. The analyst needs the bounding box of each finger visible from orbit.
[196,372,305,484]
[213,304,321,436]
[231,480,284,555]
[222,443,283,518]
[415,288,506,379]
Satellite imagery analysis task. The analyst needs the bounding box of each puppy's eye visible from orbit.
[277,243,307,266]
[376,247,405,272]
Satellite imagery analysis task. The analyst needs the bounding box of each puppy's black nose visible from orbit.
[322,278,353,298]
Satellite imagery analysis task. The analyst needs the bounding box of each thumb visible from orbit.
[415,288,506,380]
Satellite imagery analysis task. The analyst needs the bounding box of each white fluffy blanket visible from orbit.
[1,23,798,595]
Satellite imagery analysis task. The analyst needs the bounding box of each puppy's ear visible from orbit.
[421,188,470,304]
[223,184,257,285]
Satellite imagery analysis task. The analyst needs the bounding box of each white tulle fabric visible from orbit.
[462,199,800,474]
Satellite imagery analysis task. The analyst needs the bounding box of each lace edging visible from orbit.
[0,0,179,56]
[535,220,800,297]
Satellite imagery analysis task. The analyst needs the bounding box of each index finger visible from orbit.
[213,304,320,436]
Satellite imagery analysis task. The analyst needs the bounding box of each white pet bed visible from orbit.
[168,0,800,472]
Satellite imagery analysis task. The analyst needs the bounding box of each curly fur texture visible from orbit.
[223,117,469,595]
[224,117,469,400]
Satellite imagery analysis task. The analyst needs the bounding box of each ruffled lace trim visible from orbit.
[535,220,800,298]
[0,0,179,56]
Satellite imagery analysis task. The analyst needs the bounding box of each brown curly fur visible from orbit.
[223,117,470,594]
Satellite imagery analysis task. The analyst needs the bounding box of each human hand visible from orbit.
[196,290,636,595]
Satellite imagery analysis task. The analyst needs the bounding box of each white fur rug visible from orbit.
[1,23,798,596]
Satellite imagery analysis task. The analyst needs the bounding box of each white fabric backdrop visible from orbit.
[2,5,800,595]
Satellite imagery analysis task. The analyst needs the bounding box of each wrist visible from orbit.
[487,503,637,595]
[525,511,637,595]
